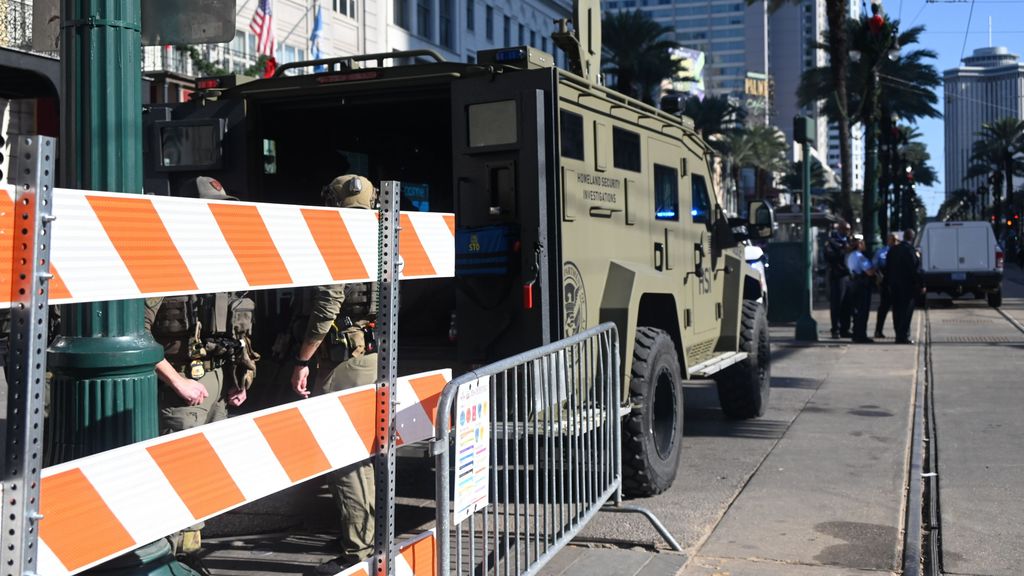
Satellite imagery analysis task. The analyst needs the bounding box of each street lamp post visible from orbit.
[794,115,819,342]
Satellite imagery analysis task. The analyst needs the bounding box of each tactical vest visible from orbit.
[152,293,258,387]
[341,281,375,321]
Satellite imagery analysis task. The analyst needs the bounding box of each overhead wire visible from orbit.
[959,0,977,61]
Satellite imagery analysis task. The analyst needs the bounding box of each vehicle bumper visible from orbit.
[923,271,1003,294]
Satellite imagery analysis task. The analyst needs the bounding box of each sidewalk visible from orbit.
[164,305,923,576]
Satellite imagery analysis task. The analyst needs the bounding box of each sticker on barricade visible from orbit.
[36,370,450,576]
[335,529,437,576]
[0,186,455,308]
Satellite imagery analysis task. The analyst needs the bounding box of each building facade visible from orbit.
[603,0,770,100]
[144,0,572,90]
[943,46,1024,198]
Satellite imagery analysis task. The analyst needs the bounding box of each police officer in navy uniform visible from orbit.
[873,232,899,339]
[824,221,851,338]
[885,228,923,344]
[845,236,876,343]
[291,175,379,575]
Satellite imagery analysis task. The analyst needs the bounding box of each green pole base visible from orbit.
[88,539,201,576]
[795,314,819,341]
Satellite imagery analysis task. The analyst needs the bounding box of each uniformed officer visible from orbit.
[291,175,378,574]
[873,232,899,339]
[845,236,876,343]
[146,177,258,553]
[886,228,924,344]
[824,221,851,338]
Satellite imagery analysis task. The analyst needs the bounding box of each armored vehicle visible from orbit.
[143,0,773,496]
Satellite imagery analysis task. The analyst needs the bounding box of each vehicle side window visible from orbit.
[691,174,711,226]
[613,127,641,172]
[654,164,679,221]
[560,110,584,160]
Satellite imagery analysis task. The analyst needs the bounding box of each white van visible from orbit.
[919,221,1004,307]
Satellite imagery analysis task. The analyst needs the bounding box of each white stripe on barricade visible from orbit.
[0,186,455,308]
[37,370,450,576]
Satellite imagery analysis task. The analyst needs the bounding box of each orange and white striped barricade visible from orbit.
[1,136,454,576]
[36,370,449,575]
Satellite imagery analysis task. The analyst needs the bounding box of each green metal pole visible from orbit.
[48,0,163,463]
[795,116,818,341]
[48,3,195,572]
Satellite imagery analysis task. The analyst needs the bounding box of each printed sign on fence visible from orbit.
[453,377,490,524]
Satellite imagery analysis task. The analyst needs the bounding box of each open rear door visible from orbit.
[450,68,557,362]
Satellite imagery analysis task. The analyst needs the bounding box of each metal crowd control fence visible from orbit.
[432,323,681,576]
[1,134,455,576]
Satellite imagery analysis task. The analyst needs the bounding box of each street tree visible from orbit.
[602,10,681,104]
[967,118,1024,233]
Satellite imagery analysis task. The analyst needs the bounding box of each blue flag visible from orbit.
[310,4,326,72]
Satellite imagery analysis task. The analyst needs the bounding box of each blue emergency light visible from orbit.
[494,48,527,63]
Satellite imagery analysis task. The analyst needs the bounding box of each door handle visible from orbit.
[654,242,665,271]
[694,242,705,278]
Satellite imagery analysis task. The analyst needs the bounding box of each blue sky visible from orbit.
[888,0,1024,215]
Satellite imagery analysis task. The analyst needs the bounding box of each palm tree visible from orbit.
[723,126,788,199]
[969,118,1024,233]
[799,18,940,237]
[602,10,681,104]
[782,158,829,191]
[678,94,745,143]
[756,0,854,221]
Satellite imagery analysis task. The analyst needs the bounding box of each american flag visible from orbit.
[250,0,276,57]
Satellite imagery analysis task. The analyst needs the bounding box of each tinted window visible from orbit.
[613,127,641,172]
[654,164,678,221]
[468,100,517,147]
[691,174,712,225]
[560,110,584,160]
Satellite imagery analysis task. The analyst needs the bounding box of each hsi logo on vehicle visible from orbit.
[562,261,587,336]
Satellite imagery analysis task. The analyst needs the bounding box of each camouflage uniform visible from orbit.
[302,174,379,566]
[305,281,377,563]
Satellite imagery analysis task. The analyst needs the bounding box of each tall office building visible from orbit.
[944,46,1024,198]
[143,0,571,101]
[603,0,770,101]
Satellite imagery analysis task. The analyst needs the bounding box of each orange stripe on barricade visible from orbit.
[302,208,369,281]
[339,388,378,455]
[442,214,455,238]
[147,434,246,519]
[399,213,436,277]
[87,195,198,294]
[208,203,293,287]
[410,373,448,428]
[40,469,137,572]
[0,191,14,300]
[401,531,437,576]
[255,408,332,482]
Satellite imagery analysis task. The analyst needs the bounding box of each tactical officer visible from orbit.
[146,177,259,553]
[291,175,378,574]
[824,221,851,338]
[845,236,876,343]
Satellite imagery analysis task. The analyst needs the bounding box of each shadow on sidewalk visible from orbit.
[682,385,789,440]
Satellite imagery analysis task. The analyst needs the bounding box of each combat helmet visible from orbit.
[323,174,376,210]
[189,176,238,201]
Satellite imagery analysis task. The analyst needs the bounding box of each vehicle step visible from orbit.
[687,351,748,377]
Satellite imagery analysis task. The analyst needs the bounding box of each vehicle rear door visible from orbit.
[450,69,556,361]
[956,225,992,271]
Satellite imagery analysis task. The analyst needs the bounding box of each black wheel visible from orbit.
[622,327,684,497]
[714,300,771,419]
[987,289,1002,308]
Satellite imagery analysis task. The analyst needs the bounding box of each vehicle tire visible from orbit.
[987,289,1002,308]
[714,300,770,419]
[622,327,684,497]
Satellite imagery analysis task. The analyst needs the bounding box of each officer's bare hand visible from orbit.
[226,386,247,407]
[292,366,311,398]
[173,377,209,406]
